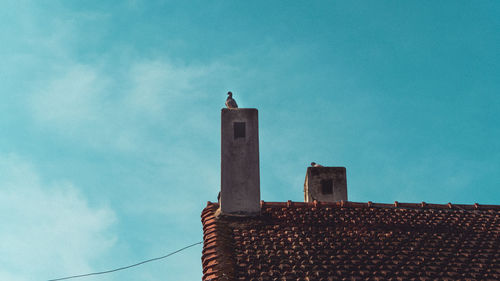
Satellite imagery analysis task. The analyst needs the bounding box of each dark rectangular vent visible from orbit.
[234,122,246,139]
[321,179,333,195]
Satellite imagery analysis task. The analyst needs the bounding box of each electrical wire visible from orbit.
[47,241,203,281]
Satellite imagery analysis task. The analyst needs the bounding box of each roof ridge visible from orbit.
[256,200,500,210]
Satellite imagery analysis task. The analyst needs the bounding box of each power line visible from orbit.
[47,241,203,281]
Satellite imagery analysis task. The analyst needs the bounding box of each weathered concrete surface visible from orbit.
[220,108,260,215]
[304,167,347,202]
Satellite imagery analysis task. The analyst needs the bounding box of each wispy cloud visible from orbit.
[28,59,229,153]
[0,154,116,281]
[30,65,106,126]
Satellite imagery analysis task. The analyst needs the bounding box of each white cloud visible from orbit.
[0,154,116,281]
[28,59,226,154]
[125,60,194,117]
[30,65,105,126]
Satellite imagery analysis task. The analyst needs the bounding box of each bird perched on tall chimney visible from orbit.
[311,162,323,167]
[225,91,238,109]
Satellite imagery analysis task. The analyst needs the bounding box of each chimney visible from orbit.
[220,108,260,216]
[304,167,347,202]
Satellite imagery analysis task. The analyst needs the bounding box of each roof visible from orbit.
[201,200,500,281]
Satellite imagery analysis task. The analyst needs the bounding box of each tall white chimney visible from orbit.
[220,108,260,216]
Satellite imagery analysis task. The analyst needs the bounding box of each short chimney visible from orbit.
[220,108,260,216]
[304,167,347,202]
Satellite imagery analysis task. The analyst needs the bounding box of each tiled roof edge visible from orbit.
[201,202,236,281]
[260,200,500,210]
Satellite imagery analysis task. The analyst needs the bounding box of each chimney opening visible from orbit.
[234,122,246,139]
[321,179,333,195]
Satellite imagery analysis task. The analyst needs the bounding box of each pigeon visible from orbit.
[311,162,323,167]
[225,91,238,109]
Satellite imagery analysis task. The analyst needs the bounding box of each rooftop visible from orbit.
[202,200,500,281]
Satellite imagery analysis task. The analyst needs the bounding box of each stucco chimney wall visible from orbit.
[304,167,347,202]
[220,108,260,216]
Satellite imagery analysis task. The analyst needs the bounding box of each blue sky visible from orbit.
[0,1,499,280]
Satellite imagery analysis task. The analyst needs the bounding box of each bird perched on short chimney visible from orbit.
[225,91,238,109]
[311,162,323,167]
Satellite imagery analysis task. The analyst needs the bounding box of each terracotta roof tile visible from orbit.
[201,201,500,280]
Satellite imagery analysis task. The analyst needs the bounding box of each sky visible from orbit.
[0,1,499,280]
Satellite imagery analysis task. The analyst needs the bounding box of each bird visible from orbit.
[311,162,323,167]
[225,91,238,109]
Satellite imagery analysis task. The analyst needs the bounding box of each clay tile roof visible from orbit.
[201,201,500,281]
